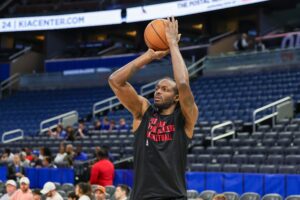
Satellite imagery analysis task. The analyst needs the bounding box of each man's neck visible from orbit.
[159,105,176,115]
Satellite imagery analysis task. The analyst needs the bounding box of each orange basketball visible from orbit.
[144,19,169,51]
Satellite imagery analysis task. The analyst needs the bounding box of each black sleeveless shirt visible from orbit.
[130,105,190,200]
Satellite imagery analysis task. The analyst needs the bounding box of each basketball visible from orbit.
[144,19,169,51]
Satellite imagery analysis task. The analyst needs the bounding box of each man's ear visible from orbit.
[174,94,179,103]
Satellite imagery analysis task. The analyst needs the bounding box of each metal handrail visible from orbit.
[92,56,206,117]
[0,73,20,99]
[209,31,235,43]
[252,96,292,133]
[9,46,31,60]
[0,73,20,87]
[92,96,121,118]
[97,44,119,56]
[113,156,134,165]
[40,110,78,134]
[0,0,14,12]
[188,56,206,77]
[2,129,24,143]
[210,121,235,146]
[140,80,159,96]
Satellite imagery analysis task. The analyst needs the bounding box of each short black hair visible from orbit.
[4,148,11,154]
[97,148,108,159]
[117,184,130,196]
[44,156,51,163]
[68,191,77,198]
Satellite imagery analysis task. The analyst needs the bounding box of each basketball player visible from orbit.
[108,17,198,200]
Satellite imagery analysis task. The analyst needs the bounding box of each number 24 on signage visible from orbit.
[1,21,12,29]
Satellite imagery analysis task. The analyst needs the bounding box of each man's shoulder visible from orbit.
[14,189,22,194]
[10,190,21,198]
[95,159,114,166]
[52,192,64,200]
[0,193,9,200]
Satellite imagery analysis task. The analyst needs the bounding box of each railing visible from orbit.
[210,121,235,146]
[113,156,134,165]
[204,48,300,70]
[97,43,121,56]
[209,31,235,43]
[140,80,159,96]
[2,129,24,143]
[92,96,121,118]
[0,73,20,99]
[252,96,292,133]
[92,57,205,117]
[188,56,206,77]
[0,0,14,12]
[40,111,78,134]
[9,46,31,60]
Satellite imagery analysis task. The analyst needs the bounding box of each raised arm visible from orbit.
[165,17,199,138]
[108,49,169,128]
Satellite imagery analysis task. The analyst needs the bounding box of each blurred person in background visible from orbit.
[41,182,63,200]
[10,177,33,200]
[19,151,30,167]
[42,157,57,168]
[4,148,14,162]
[255,38,266,51]
[54,144,67,164]
[30,150,43,168]
[118,118,129,131]
[24,148,33,162]
[48,124,66,139]
[234,33,249,51]
[0,180,17,200]
[109,120,117,131]
[114,184,130,200]
[32,190,42,200]
[39,147,52,161]
[93,185,107,200]
[67,192,78,200]
[75,182,92,200]
[7,154,25,181]
[76,121,88,138]
[102,117,110,130]
[212,194,227,200]
[65,126,76,141]
[64,144,75,167]
[1,153,8,162]
[74,146,88,161]
[90,148,114,186]
[94,120,102,131]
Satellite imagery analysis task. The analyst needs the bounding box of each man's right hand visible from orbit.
[146,49,169,60]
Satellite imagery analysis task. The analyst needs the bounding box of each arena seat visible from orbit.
[262,193,283,200]
[240,192,261,200]
[198,190,216,200]
[223,192,239,200]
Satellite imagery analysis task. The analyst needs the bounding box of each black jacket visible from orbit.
[7,163,26,180]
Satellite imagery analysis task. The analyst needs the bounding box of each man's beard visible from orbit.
[154,99,175,111]
[21,188,28,193]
